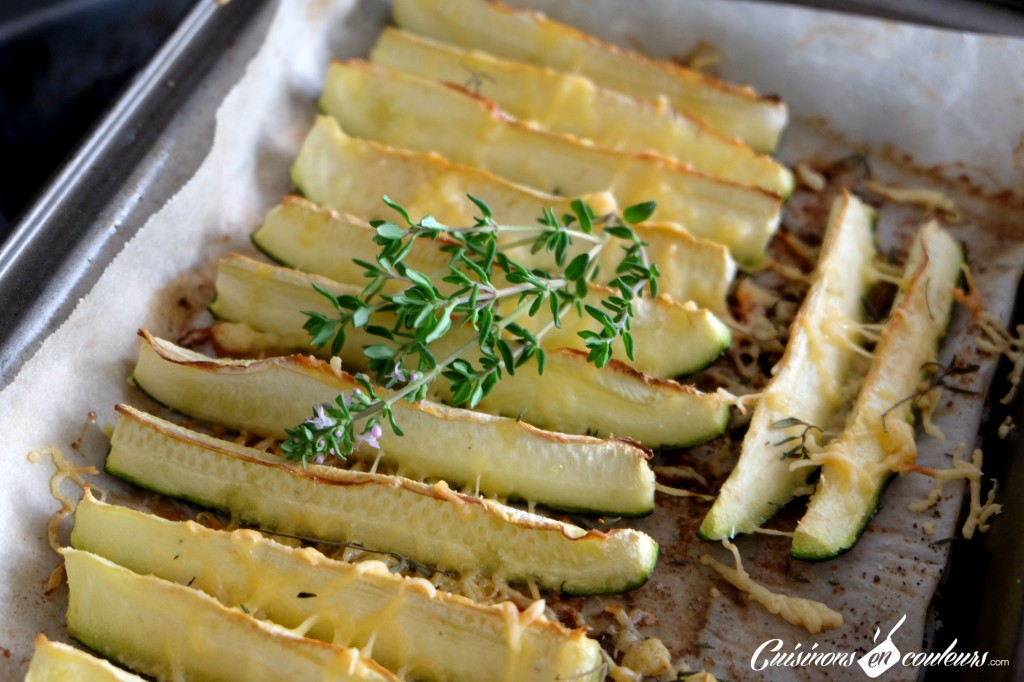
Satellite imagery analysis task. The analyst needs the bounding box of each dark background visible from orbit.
[0,0,198,234]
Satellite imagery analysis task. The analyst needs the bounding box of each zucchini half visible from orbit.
[390,0,789,152]
[433,349,730,449]
[370,28,794,196]
[132,331,657,516]
[256,195,736,315]
[321,60,781,267]
[26,636,144,682]
[105,405,659,595]
[137,329,727,452]
[72,491,605,682]
[699,192,878,540]
[63,548,399,682]
[791,221,963,559]
[208,253,731,379]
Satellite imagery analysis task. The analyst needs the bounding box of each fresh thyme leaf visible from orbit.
[771,417,822,461]
[623,200,657,224]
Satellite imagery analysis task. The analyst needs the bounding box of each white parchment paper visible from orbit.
[2,0,1023,679]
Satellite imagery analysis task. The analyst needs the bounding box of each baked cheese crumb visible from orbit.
[795,162,827,192]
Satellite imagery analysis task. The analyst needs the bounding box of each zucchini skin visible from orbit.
[790,222,964,559]
[699,191,879,541]
[788,473,893,561]
[105,404,660,595]
[72,493,607,682]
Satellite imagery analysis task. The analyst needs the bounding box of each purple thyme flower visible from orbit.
[356,423,383,450]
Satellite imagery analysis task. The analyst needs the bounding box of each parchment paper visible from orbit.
[2,0,1023,680]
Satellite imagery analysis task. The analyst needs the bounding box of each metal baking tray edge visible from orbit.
[0,1,1021,680]
[0,0,278,385]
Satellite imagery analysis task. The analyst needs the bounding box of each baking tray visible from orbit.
[1,0,1022,679]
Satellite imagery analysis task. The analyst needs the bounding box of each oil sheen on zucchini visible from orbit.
[208,253,731,379]
[791,221,963,559]
[320,60,781,267]
[390,0,789,152]
[699,192,878,540]
[255,194,736,315]
[72,491,605,682]
[63,549,399,682]
[131,331,656,516]
[369,28,794,196]
[104,405,659,595]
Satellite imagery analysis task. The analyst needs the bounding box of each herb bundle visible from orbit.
[281,195,659,466]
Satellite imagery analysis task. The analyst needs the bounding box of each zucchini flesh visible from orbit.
[791,222,963,559]
[26,636,144,682]
[63,549,399,682]
[432,349,730,449]
[104,405,659,595]
[256,194,735,315]
[390,0,789,152]
[291,116,619,227]
[209,253,731,379]
[137,328,726,453]
[699,192,878,540]
[321,61,781,267]
[72,492,605,682]
[132,331,656,516]
[370,28,794,196]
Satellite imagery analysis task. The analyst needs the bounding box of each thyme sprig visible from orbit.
[283,195,659,466]
[771,417,823,460]
[880,358,979,432]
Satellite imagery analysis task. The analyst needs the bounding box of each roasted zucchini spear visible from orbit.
[700,192,879,540]
[131,331,657,516]
[63,549,400,682]
[320,61,781,266]
[791,221,963,559]
[391,0,789,151]
[370,28,794,195]
[72,491,606,682]
[105,405,660,594]
[208,254,731,379]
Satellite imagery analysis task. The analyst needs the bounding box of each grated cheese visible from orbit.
[794,162,827,192]
[677,41,721,72]
[955,266,1024,405]
[863,180,961,222]
[30,448,99,555]
[655,483,714,501]
[998,415,1015,440]
[908,445,1003,538]
[700,541,843,634]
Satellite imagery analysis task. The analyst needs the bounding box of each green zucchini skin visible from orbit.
[105,404,660,596]
[699,191,879,541]
[132,331,659,517]
[790,222,964,560]
[788,473,893,562]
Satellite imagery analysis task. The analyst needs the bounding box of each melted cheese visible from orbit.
[908,445,1003,539]
[32,447,99,562]
[863,180,960,222]
[700,542,843,634]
